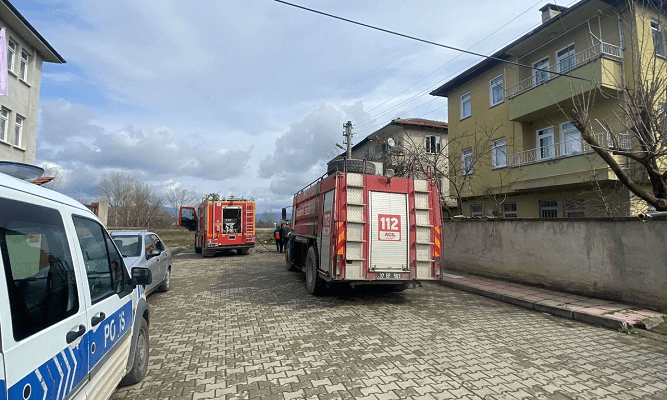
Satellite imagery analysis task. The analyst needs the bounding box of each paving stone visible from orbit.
[110,250,667,400]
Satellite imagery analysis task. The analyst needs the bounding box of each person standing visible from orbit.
[274,225,281,252]
[280,222,290,253]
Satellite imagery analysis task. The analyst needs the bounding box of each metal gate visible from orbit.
[369,191,408,272]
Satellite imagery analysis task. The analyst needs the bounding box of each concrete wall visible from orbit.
[442,218,667,312]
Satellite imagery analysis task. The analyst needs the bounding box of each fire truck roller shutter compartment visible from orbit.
[319,190,335,276]
[369,191,408,273]
[222,207,242,234]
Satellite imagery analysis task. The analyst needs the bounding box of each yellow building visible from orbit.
[431,0,666,218]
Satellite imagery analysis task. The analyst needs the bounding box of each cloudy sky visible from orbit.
[19,0,551,213]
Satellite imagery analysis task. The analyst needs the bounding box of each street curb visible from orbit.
[437,280,636,331]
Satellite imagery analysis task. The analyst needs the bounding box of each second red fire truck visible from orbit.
[285,166,443,295]
[179,194,256,257]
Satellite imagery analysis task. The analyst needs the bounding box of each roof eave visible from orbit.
[1,0,65,64]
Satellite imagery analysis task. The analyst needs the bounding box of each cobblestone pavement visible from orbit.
[112,250,667,400]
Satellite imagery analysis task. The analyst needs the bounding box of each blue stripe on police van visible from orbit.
[7,299,133,400]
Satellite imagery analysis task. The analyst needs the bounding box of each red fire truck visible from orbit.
[179,194,256,256]
[285,168,443,295]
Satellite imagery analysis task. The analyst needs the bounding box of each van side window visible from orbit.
[0,198,79,341]
[72,217,126,303]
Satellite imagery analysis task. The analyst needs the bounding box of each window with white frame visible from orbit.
[564,199,585,218]
[0,108,9,142]
[20,50,29,81]
[7,39,16,72]
[425,135,441,154]
[490,75,503,106]
[14,115,23,147]
[461,92,471,119]
[652,20,666,57]
[533,57,550,85]
[561,122,582,155]
[557,45,576,73]
[502,203,517,218]
[537,127,555,160]
[539,200,558,218]
[470,204,482,217]
[461,148,473,175]
[492,138,507,168]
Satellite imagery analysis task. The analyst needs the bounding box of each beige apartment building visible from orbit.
[0,0,65,165]
[332,118,453,206]
[431,0,666,218]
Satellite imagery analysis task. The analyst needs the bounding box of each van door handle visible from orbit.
[66,325,86,344]
[91,312,106,327]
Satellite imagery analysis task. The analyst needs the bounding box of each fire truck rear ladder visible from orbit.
[412,179,435,279]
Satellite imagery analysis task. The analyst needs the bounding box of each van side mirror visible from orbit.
[131,267,152,286]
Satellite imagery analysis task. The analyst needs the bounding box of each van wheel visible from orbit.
[121,318,149,386]
[305,246,322,295]
[160,268,171,292]
[194,235,202,253]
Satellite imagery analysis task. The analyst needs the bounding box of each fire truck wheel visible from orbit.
[285,248,296,271]
[203,249,215,257]
[305,246,323,295]
[194,235,202,253]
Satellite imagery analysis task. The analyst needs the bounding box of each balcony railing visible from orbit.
[507,131,632,168]
[505,42,623,99]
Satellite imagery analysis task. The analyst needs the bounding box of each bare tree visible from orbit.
[569,1,667,211]
[165,187,200,215]
[97,172,166,228]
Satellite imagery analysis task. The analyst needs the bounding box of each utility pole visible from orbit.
[343,121,353,159]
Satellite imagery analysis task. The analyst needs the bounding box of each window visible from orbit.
[557,45,576,73]
[470,204,482,217]
[537,127,555,160]
[7,39,16,72]
[364,146,375,159]
[502,203,517,218]
[533,57,550,86]
[652,20,666,57]
[0,197,79,341]
[490,75,503,106]
[14,115,23,147]
[492,138,507,168]
[564,199,585,218]
[113,234,142,257]
[0,108,9,142]
[461,92,471,119]
[539,200,558,218]
[426,135,441,154]
[20,50,29,81]
[461,148,473,175]
[73,216,126,303]
[561,122,582,155]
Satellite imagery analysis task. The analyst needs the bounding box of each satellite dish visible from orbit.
[387,138,395,148]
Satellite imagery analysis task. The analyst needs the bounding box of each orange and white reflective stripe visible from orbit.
[434,226,441,257]
[337,222,345,255]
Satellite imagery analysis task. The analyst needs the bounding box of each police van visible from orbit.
[0,172,152,400]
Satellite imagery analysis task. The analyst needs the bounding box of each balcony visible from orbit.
[507,131,632,168]
[506,42,623,121]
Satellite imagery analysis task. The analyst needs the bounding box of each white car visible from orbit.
[111,231,172,295]
[0,171,152,399]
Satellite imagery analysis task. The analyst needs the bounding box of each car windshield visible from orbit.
[112,234,142,257]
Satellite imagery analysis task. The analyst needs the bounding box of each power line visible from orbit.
[273,0,593,83]
[350,0,544,124]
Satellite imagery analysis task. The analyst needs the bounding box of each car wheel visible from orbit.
[305,246,322,295]
[120,318,149,386]
[160,267,171,292]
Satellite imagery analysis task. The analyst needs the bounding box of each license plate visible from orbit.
[376,272,402,279]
